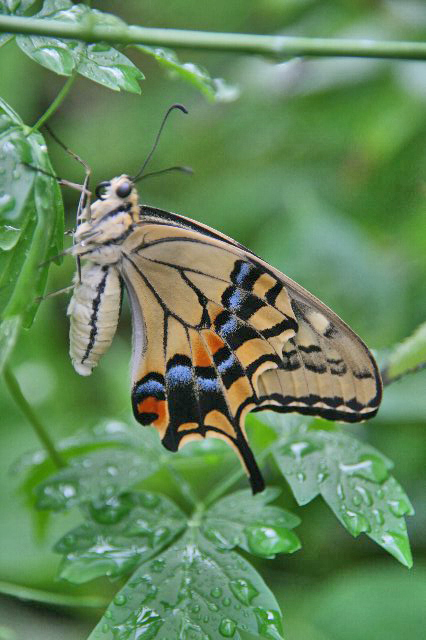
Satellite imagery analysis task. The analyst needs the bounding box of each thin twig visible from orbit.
[2,15,426,60]
[3,365,65,469]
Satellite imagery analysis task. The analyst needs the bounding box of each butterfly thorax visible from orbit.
[72,175,140,265]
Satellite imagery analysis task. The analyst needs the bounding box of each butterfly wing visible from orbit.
[120,207,382,492]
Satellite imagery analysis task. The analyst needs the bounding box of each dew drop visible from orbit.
[336,483,345,500]
[210,587,222,598]
[219,618,237,637]
[246,525,300,556]
[342,509,371,535]
[354,485,373,506]
[114,594,127,606]
[387,498,412,517]
[140,492,160,508]
[208,603,219,612]
[254,608,283,639]
[222,597,231,606]
[229,578,259,605]
[0,193,16,215]
[281,440,321,460]
[202,526,233,550]
[89,494,132,524]
[380,531,412,566]
[296,471,306,482]
[151,558,165,573]
[352,493,362,507]
[340,454,388,483]
[372,508,384,525]
[317,471,328,483]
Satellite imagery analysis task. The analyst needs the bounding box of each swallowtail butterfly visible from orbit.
[68,112,382,494]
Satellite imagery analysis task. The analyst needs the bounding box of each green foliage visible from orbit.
[265,415,414,566]
[135,45,237,102]
[382,320,426,383]
[0,98,62,371]
[15,0,144,92]
[0,0,228,100]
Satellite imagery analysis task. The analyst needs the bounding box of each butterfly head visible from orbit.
[73,175,140,260]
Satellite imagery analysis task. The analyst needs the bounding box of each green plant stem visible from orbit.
[28,73,76,135]
[2,15,426,60]
[204,441,275,508]
[166,462,199,508]
[3,365,65,469]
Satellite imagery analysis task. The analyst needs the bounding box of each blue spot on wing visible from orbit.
[219,316,238,337]
[217,353,237,374]
[234,262,251,285]
[166,364,193,387]
[135,379,165,396]
[228,289,244,310]
[197,377,220,392]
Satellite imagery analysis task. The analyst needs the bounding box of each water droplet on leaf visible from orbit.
[114,594,127,606]
[255,608,283,640]
[387,498,412,517]
[219,618,237,637]
[281,440,321,460]
[246,525,300,556]
[90,494,132,524]
[342,509,370,535]
[340,454,388,483]
[229,578,258,605]
[380,531,412,566]
[0,193,16,215]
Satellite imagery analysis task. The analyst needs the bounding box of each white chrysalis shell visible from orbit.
[68,263,122,376]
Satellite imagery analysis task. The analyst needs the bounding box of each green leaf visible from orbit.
[88,529,284,640]
[0,98,63,369]
[203,488,301,558]
[382,320,426,383]
[55,491,186,583]
[136,45,238,102]
[16,2,144,93]
[35,448,160,511]
[0,0,38,47]
[265,414,414,567]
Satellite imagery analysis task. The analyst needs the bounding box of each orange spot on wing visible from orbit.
[202,329,225,355]
[137,397,168,433]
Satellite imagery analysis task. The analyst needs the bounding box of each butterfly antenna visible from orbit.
[44,125,92,225]
[132,104,188,182]
[137,165,193,182]
[44,125,94,283]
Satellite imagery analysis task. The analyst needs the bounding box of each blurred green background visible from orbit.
[1,1,426,638]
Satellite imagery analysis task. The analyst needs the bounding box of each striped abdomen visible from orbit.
[68,263,122,376]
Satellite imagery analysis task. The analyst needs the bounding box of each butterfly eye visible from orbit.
[116,181,132,199]
[95,181,111,200]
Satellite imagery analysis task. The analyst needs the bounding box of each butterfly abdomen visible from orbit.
[68,263,123,376]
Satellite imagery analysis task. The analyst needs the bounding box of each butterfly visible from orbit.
[67,169,382,494]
